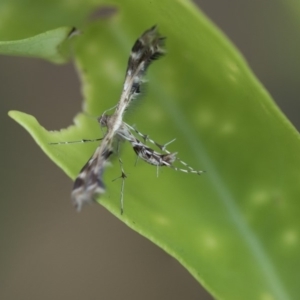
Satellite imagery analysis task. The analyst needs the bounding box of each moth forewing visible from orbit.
[115,25,166,118]
[71,138,113,211]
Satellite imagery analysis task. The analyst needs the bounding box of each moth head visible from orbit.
[98,114,109,128]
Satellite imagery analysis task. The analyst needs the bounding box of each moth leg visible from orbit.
[134,154,140,166]
[49,137,103,145]
[119,158,127,215]
[111,140,127,214]
[126,123,205,174]
[112,157,127,215]
[125,123,176,151]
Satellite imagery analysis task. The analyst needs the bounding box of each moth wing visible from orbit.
[71,139,113,211]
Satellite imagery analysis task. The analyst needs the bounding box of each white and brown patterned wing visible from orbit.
[114,26,166,118]
[71,136,113,211]
[131,140,176,167]
[115,122,177,167]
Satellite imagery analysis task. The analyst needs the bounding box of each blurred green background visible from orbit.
[1,1,299,299]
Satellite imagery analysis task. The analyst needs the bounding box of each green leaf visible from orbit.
[0,0,93,40]
[7,1,300,300]
[0,27,76,63]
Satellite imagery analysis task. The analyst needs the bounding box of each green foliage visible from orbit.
[4,0,300,299]
[0,27,75,63]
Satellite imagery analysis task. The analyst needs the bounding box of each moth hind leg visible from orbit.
[113,141,127,215]
[112,157,128,215]
[125,123,176,152]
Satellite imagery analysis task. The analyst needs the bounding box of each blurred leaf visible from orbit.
[286,0,300,18]
[0,27,76,63]
[7,0,300,300]
[0,0,94,39]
